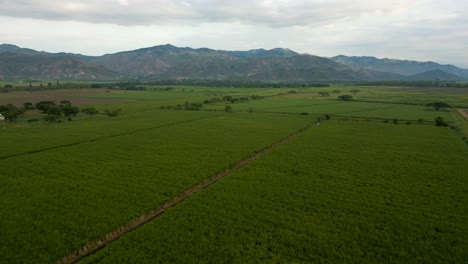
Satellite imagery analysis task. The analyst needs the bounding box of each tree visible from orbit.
[36,101,56,112]
[44,105,63,115]
[0,104,24,121]
[318,91,330,97]
[23,102,34,110]
[225,105,232,112]
[338,95,353,101]
[435,116,448,127]
[60,100,71,107]
[3,84,13,89]
[350,89,360,94]
[332,90,341,94]
[426,102,450,111]
[63,106,79,117]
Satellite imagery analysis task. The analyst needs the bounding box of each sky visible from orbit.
[1,0,467,68]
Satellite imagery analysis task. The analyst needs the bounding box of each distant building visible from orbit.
[0,113,4,121]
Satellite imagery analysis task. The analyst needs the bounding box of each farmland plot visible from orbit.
[82,122,468,263]
[0,111,310,263]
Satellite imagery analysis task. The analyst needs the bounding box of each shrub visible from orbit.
[82,108,99,115]
[435,117,448,127]
[43,115,60,122]
[104,109,122,117]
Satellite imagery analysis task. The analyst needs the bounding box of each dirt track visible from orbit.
[457,108,468,120]
[57,123,315,264]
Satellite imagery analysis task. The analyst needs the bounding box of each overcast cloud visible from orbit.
[1,0,467,67]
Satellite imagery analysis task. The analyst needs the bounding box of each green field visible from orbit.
[0,85,467,263]
[82,122,468,263]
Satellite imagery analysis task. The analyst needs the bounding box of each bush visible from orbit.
[300,112,309,115]
[43,115,60,122]
[338,95,352,101]
[392,119,399,125]
[104,109,122,117]
[82,108,99,115]
[435,116,448,127]
[406,121,411,125]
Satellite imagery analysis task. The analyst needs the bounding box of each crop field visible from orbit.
[82,122,468,263]
[0,85,467,263]
[0,89,133,107]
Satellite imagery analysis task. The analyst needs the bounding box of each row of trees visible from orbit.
[0,100,123,124]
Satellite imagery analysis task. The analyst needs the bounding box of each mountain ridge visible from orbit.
[0,43,466,81]
[331,55,468,78]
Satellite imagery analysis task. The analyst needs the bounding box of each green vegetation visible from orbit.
[83,122,468,263]
[0,84,466,263]
[426,101,451,111]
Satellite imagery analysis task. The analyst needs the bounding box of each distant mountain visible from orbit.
[89,45,402,81]
[89,44,237,78]
[406,70,462,81]
[153,54,404,81]
[0,52,119,80]
[0,44,41,56]
[1,43,467,81]
[225,48,300,58]
[331,55,468,79]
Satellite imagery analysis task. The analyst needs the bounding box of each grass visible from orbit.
[82,121,468,263]
[0,85,467,263]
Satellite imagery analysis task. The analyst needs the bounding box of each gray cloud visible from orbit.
[1,0,467,67]
[0,0,397,26]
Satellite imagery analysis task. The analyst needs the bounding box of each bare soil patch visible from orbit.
[0,89,132,106]
[457,108,468,120]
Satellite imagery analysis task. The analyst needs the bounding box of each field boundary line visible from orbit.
[0,114,224,161]
[456,108,468,121]
[57,123,316,264]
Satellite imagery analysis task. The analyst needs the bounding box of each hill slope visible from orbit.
[331,55,468,79]
[0,52,119,79]
[2,43,467,81]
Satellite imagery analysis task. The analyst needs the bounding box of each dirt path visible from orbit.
[57,123,315,264]
[456,108,468,120]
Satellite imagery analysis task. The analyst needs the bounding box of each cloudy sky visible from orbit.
[1,0,467,67]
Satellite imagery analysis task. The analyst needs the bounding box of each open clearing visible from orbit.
[0,85,467,263]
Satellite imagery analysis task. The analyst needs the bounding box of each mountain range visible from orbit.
[0,43,466,81]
